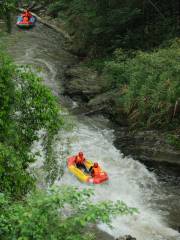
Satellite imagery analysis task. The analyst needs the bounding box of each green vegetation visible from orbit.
[48,0,140,56]
[0,0,17,32]
[0,187,137,240]
[0,53,64,198]
[48,0,179,56]
[104,40,180,128]
[166,134,180,149]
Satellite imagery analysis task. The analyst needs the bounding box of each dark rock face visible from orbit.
[64,65,122,116]
[64,66,105,99]
[114,128,180,165]
[116,235,136,240]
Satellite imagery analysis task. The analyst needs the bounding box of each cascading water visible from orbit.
[54,116,180,240]
[7,22,180,240]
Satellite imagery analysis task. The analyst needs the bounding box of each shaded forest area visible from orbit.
[48,0,180,56]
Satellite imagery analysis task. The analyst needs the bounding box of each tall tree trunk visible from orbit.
[176,0,180,31]
[5,9,11,33]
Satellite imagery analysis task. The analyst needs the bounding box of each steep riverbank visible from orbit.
[63,64,180,166]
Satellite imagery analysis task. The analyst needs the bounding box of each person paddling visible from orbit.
[22,16,29,24]
[22,9,32,20]
[89,162,101,177]
[75,152,89,173]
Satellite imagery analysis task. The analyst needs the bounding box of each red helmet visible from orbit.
[78,152,84,157]
[94,162,98,168]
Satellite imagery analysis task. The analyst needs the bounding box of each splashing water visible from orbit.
[53,116,180,240]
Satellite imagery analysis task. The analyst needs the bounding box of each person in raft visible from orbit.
[22,16,29,24]
[89,162,101,177]
[75,152,89,173]
[22,9,32,20]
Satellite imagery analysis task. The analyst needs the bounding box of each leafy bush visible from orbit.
[166,134,180,149]
[0,143,34,197]
[0,0,18,32]
[15,68,64,147]
[104,39,180,128]
[0,186,137,240]
[0,52,15,140]
[0,53,64,198]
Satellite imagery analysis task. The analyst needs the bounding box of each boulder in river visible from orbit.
[116,235,136,240]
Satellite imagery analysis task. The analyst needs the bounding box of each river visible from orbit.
[4,21,180,240]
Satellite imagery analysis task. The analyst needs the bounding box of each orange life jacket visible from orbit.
[92,166,101,177]
[23,16,29,23]
[75,156,85,164]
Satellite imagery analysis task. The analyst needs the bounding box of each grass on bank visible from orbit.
[99,39,180,130]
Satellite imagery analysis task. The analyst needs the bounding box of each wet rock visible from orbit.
[116,235,136,240]
[114,128,180,165]
[64,66,108,100]
[87,89,118,115]
[64,65,123,116]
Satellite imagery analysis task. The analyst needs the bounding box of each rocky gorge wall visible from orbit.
[63,65,180,167]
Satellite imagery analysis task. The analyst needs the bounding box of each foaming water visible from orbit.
[54,117,180,240]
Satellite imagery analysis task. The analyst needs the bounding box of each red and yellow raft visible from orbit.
[67,156,108,184]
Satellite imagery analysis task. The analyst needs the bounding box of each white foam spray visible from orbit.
[53,117,180,240]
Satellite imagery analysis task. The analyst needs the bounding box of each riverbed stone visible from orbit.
[64,66,108,99]
[114,128,180,165]
[116,235,136,240]
[65,67,98,97]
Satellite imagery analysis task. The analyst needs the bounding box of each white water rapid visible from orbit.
[53,116,180,240]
